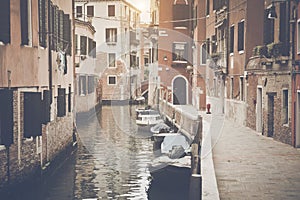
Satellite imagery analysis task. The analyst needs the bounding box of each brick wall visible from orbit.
[0,90,75,190]
[247,73,292,145]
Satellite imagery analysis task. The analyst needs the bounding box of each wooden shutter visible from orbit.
[106,29,109,42]
[39,0,47,47]
[57,88,66,117]
[20,0,29,45]
[0,0,11,44]
[42,90,50,124]
[0,89,14,146]
[58,10,64,50]
[108,5,115,17]
[63,14,71,55]
[24,92,42,138]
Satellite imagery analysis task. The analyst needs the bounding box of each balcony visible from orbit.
[252,42,289,62]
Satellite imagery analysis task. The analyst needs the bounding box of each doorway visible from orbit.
[267,93,276,137]
[173,76,187,105]
[256,87,263,133]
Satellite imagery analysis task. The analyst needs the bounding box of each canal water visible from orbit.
[2,105,190,200]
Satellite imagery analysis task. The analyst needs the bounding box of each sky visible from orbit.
[128,0,151,23]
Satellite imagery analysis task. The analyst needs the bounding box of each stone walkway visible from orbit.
[201,111,300,200]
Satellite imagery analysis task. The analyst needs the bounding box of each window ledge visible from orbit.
[230,53,234,56]
[107,42,117,45]
[238,50,244,55]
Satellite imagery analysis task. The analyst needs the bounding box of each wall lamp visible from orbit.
[163,55,168,61]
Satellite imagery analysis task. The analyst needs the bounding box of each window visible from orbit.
[88,76,95,94]
[87,6,94,17]
[238,21,244,51]
[283,89,288,124]
[297,20,300,54]
[80,36,87,55]
[193,6,197,28]
[20,0,32,46]
[0,0,10,44]
[39,0,47,47]
[108,5,115,17]
[201,43,207,65]
[88,38,93,56]
[57,88,66,117]
[264,8,274,44]
[79,76,87,95]
[106,28,117,43]
[229,25,234,53]
[109,53,116,67]
[108,76,117,85]
[206,0,209,16]
[76,6,82,18]
[172,42,187,62]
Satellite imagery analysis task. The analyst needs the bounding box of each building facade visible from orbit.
[246,0,295,145]
[75,0,142,102]
[156,0,193,106]
[74,19,100,116]
[0,0,74,189]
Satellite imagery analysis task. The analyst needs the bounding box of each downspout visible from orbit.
[48,0,53,104]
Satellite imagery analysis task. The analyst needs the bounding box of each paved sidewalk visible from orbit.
[206,114,300,200]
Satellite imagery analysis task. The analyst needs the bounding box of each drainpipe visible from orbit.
[48,1,53,104]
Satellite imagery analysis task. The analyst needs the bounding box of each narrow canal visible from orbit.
[2,105,190,200]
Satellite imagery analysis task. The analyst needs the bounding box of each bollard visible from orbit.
[189,174,202,200]
[206,103,211,114]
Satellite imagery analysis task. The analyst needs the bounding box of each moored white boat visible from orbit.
[136,109,164,131]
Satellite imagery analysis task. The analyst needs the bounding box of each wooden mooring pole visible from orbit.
[189,115,202,200]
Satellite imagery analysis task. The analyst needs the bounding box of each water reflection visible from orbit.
[76,105,153,199]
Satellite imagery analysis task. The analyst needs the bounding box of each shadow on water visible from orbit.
[147,165,190,200]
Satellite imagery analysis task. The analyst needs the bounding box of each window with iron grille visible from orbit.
[238,21,244,51]
[76,6,82,18]
[106,28,117,43]
[108,5,115,17]
[0,0,10,44]
[87,6,94,17]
